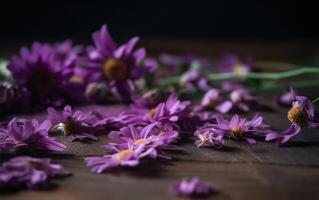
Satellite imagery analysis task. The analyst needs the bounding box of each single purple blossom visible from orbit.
[215,114,271,144]
[1,118,65,152]
[266,90,319,144]
[218,54,251,76]
[0,156,68,190]
[194,124,225,148]
[105,122,178,159]
[131,89,170,109]
[47,105,99,141]
[7,42,80,106]
[81,24,157,101]
[85,144,153,173]
[171,177,217,197]
[228,88,259,113]
[199,88,232,113]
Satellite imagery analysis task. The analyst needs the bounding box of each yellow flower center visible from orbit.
[231,126,244,137]
[134,139,145,145]
[102,58,129,81]
[69,75,84,84]
[149,108,157,117]
[233,64,245,76]
[116,150,133,160]
[288,106,307,126]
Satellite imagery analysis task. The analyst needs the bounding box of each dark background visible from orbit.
[0,0,318,43]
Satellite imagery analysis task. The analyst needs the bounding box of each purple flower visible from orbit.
[145,93,191,122]
[218,54,251,76]
[228,88,259,113]
[199,88,232,113]
[0,118,65,152]
[7,42,80,106]
[82,24,157,101]
[171,177,217,197]
[194,124,225,148]
[266,90,319,144]
[105,122,178,159]
[215,114,271,144]
[276,88,300,107]
[196,87,258,114]
[0,156,68,190]
[180,66,210,91]
[85,144,153,173]
[47,105,99,142]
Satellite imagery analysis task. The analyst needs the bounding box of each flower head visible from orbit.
[218,54,251,76]
[105,122,178,159]
[215,114,271,144]
[48,105,99,141]
[1,118,65,152]
[171,177,217,197]
[7,42,80,106]
[194,124,225,148]
[85,144,152,173]
[266,90,319,144]
[0,156,68,190]
[82,24,157,101]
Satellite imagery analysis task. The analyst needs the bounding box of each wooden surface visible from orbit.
[1,40,319,200]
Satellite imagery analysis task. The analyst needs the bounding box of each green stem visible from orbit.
[312,97,319,103]
[208,67,319,81]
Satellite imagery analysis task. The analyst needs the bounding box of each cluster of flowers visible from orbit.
[1,24,319,197]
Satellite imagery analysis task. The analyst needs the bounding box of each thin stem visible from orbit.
[312,97,319,103]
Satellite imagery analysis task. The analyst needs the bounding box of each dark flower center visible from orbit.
[207,99,219,109]
[27,68,57,98]
[288,106,307,126]
[231,126,244,137]
[102,58,129,81]
[64,119,82,136]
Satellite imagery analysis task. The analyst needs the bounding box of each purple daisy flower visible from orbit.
[180,66,210,91]
[145,93,191,122]
[47,105,99,142]
[171,177,217,197]
[85,144,153,173]
[105,122,178,159]
[7,42,79,106]
[266,90,319,144]
[218,54,251,76]
[82,24,157,101]
[228,88,259,113]
[194,124,225,148]
[1,118,65,152]
[215,114,271,144]
[0,156,69,190]
[199,88,232,113]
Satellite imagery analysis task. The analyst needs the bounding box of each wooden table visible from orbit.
[1,40,319,200]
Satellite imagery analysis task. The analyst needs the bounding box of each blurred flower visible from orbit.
[218,54,251,76]
[105,122,178,159]
[179,62,211,91]
[171,177,217,197]
[81,24,157,101]
[0,156,69,190]
[48,105,99,142]
[215,114,271,144]
[194,124,225,148]
[266,90,319,144]
[7,42,81,106]
[85,143,153,173]
[0,118,65,152]
[132,89,169,109]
